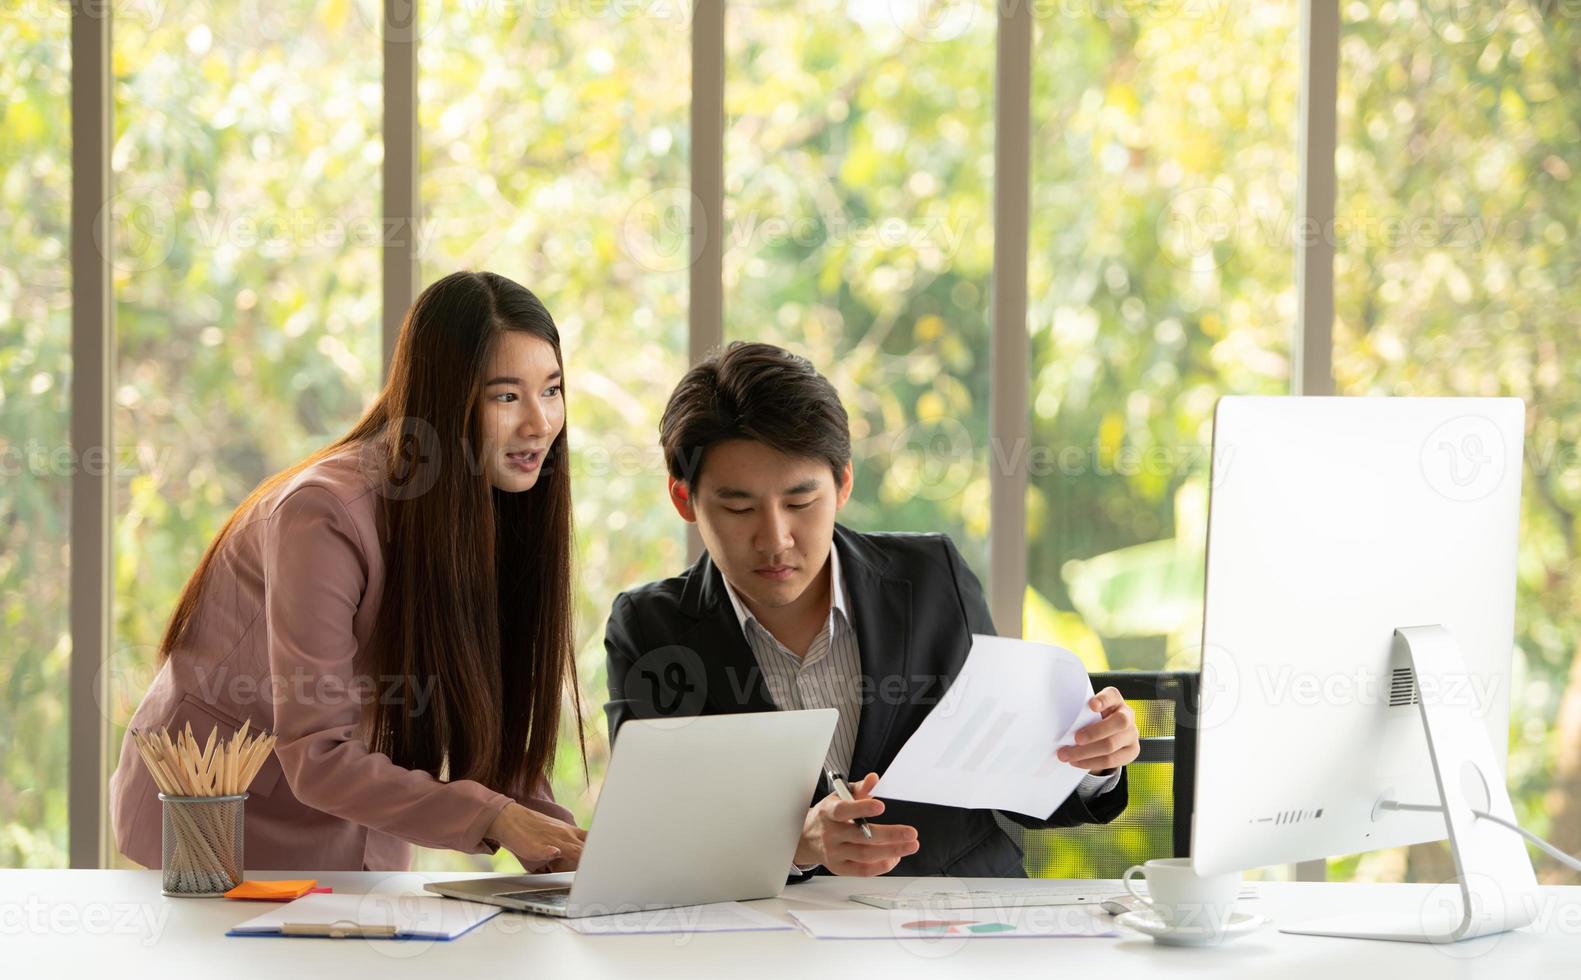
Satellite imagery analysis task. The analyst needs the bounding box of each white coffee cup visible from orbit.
[1122,858,1241,933]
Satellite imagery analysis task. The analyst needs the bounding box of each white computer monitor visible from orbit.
[1191,395,1539,943]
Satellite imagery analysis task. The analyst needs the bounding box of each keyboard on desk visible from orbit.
[850,882,1260,911]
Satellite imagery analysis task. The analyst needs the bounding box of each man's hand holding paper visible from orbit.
[873,635,1140,818]
[1061,684,1141,776]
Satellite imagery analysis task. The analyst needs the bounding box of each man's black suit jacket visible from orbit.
[602,524,1129,879]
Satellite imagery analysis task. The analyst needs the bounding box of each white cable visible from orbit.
[1470,808,1581,873]
[1379,800,1581,873]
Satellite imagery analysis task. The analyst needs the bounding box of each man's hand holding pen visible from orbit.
[793,772,919,876]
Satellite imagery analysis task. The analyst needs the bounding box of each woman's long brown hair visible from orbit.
[158,270,583,797]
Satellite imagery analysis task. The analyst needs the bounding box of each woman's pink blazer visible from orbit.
[109,440,575,871]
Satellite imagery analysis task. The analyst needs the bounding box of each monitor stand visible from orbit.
[1280,625,1542,943]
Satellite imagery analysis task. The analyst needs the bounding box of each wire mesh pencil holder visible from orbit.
[159,793,247,897]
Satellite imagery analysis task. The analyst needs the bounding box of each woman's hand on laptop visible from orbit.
[794,772,919,876]
[486,802,588,871]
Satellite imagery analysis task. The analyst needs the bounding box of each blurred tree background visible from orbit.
[724,0,995,570]
[0,5,71,866]
[1020,0,1298,876]
[1331,0,1580,885]
[0,0,1576,885]
[106,0,384,870]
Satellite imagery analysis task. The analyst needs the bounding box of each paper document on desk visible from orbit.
[789,906,1117,940]
[560,902,793,935]
[227,892,499,940]
[873,635,1103,818]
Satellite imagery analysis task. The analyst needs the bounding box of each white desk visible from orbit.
[5,870,1581,975]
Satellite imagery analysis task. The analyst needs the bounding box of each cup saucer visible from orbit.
[1116,909,1268,947]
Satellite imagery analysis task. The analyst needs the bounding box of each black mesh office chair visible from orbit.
[996,670,1198,879]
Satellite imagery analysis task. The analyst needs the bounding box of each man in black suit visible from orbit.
[603,342,1138,879]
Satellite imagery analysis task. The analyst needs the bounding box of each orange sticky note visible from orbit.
[224,879,319,901]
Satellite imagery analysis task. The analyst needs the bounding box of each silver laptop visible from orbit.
[425,709,836,918]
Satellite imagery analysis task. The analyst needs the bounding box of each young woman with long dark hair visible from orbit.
[109,271,587,872]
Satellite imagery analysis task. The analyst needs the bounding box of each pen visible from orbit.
[826,769,874,840]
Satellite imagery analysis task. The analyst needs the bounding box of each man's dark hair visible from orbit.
[660,341,852,491]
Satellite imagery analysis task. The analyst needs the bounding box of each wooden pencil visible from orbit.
[133,721,278,893]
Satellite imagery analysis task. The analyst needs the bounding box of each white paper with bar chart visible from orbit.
[873,635,1102,818]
